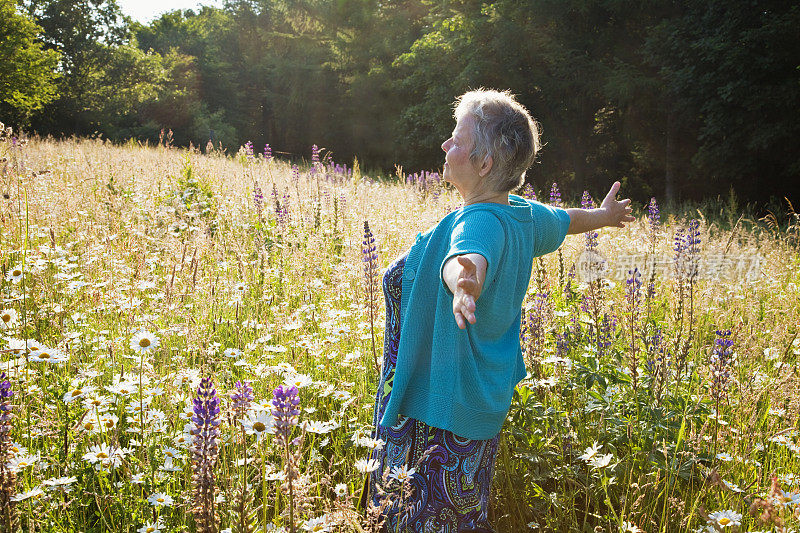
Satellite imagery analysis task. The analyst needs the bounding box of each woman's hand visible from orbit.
[566,181,635,234]
[449,255,485,329]
[599,181,635,228]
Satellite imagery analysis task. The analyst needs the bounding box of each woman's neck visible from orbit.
[461,190,509,206]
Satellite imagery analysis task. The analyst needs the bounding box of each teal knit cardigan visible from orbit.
[379,195,571,440]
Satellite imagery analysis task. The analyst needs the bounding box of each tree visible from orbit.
[0,0,60,121]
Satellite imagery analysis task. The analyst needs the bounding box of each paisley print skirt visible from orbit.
[368,252,499,533]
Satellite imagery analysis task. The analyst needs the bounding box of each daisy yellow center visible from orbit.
[28,346,39,352]
[157,497,165,503]
[253,422,266,432]
[12,270,21,277]
[139,338,151,348]
[40,352,51,359]
[72,389,82,396]
[147,528,156,533]
[718,518,730,526]
[96,452,108,459]
[84,422,94,430]
[1,314,10,323]
[104,420,114,428]
[312,526,324,532]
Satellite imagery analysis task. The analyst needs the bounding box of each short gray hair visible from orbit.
[454,88,541,193]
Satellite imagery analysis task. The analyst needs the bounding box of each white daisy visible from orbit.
[334,483,347,497]
[137,520,164,533]
[707,509,742,528]
[242,410,275,441]
[354,458,380,474]
[146,492,174,507]
[0,308,18,330]
[389,465,415,482]
[223,347,242,359]
[10,487,44,502]
[6,265,23,283]
[302,516,330,532]
[284,373,313,389]
[130,330,160,354]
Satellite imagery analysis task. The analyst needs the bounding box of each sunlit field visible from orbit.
[0,130,799,532]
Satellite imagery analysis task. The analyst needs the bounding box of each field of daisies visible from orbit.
[0,127,799,532]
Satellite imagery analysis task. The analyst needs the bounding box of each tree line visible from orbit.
[2,0,798,204]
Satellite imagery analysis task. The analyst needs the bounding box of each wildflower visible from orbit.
[130,330,159,355]
[0,309,17,330]
[647,197,660,235]
[230,380,254,420]
[334,483,347,497]
[715,452,733,462]
[137,520,164,533]
[42,476,77,490]
[302,516,330,532]
[549,182,562,207]
[10,487,44,502]
[263,143,272,161]
[581,191,598,252]
[191,376,221,532]
[706,509,741,528]
[147,492,174,507]
[223,347,242,359]
[271,385,300,447]
[389,465,416,482]
[254,181,264,216]
[621,521,642,533]
[589,453,614,470]
[242,410,275,441]
[354,458,380,474]
[6,266,23,283]
[521,183,536,201]
[284,373,313,389]
[710,329,735,404]
[29,345,67,363]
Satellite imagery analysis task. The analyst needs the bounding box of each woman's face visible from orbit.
[441,114,482,195]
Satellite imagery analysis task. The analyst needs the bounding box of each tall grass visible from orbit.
[0,130,798,532]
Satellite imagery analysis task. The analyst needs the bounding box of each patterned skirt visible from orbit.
[368,252,499,533]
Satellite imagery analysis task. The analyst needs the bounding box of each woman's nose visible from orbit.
[441,138,450,152]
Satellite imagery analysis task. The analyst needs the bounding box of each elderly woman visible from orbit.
[367,89,633,531]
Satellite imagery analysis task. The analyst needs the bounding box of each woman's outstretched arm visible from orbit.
[566,181,635,234]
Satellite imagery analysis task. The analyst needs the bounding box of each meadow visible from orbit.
[0,127,798,532]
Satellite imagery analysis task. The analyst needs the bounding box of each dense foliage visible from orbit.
[1,0,798,204]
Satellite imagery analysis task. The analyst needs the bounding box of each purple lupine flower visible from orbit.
[523,292,550,364]
[191,376,220,532]
[244,141,254,163]
[647,197,660,235]
[581,191,598,252]
[271,385,300,447]
[597,313,617,358]
[231,380,254,420]
[626,268,642,304]
[549,182,562,207]
[710,329,734,403]
[291,165,300,187]
[645,327,666,375]
[362,221,380,309]
[522,184,537,201]
[264,143,272,161]
[686,219,701,257]
[0,373,15,526]
[311,144,320,165]
[253,182,263,217]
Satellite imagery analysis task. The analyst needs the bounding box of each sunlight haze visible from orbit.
[117,0,223,23]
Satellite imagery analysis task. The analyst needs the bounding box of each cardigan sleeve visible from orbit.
[528,201,571,257]
[439,209,506,294]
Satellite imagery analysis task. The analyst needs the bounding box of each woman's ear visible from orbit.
[479,154,493,177]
